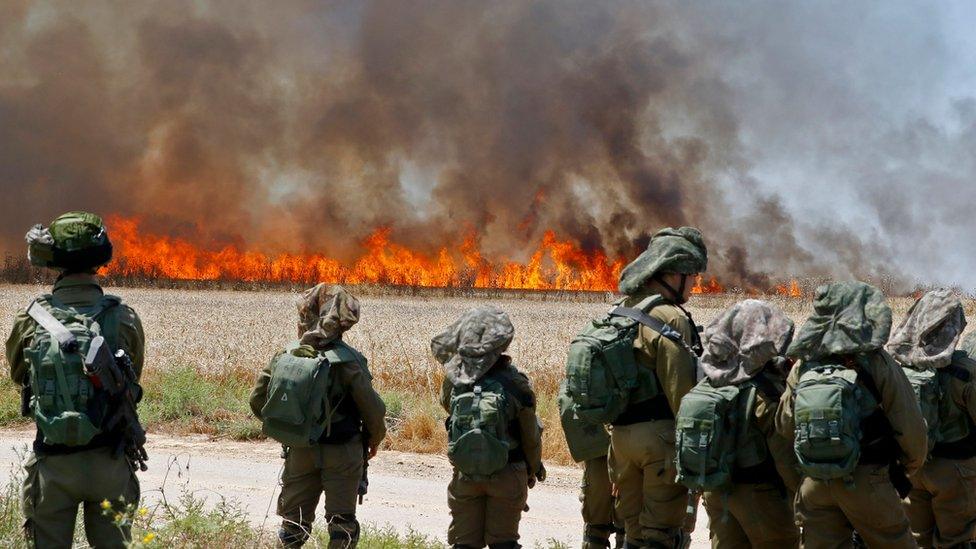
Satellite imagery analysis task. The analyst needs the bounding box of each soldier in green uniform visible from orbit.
[695,300,800,548]
[433,306,545,549]
[250,284,386,548]
[610,227,706,549]
[886,289,976,548]
[777,282,927,549]
[6,212,146,548]
[558,383,623,549]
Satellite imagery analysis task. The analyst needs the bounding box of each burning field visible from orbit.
[0,284,941,465]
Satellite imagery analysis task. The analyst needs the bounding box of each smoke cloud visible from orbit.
[1,1,973,289]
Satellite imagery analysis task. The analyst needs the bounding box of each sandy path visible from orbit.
[0,430,710,548]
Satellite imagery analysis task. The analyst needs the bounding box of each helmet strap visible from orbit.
[654,274,688,305]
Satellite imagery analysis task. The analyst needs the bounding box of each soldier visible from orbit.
[610,227,707,549]
[777,281,927,549]
[682,299,800,548]
[6,212,146,548]
[558,383,624,549]
[886,289,976,548]
[249,284,386,548]
[432,306,545,549]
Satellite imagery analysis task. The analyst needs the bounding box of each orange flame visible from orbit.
[774,279,802,297]
[102,216,626,291]
[690,275,725,295]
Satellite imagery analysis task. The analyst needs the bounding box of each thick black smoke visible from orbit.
[1,1,972,288]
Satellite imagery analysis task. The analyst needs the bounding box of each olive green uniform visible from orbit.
[6,274,145,549]
[250,344,386,548]
[440,360,543,548]
[581,454,623,549]
[903,357,976,548]
[777,353,928,549]
[609,291,697,548]
[702,391,800,549]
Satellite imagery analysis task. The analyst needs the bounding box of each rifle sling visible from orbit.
[609,306,695,356]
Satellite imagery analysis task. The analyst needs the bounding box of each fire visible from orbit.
[690,275,725,295]
[774,279,802,297]
[102,216,626,291]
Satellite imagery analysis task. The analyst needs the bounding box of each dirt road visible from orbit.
[0,430,710,547]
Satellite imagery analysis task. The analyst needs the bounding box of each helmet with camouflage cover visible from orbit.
[618,226,707,296]
[885,288,966,369]
[26,211,113,272]
[787,281,892,361]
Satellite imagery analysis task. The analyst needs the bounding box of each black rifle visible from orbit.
[85,336,149,471]
[889,461,913,499]
[20,381,32,418]
[358,430,370,504]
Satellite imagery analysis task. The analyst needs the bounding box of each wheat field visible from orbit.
[0,284,970,465]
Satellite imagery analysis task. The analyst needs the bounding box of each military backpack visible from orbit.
[25,295,122,447]
[792,359,879,480]
[447,377,514,478]
[261,341,362,448]
[564,295,693,426]
[675,378,771,492]
[902,356,972,452]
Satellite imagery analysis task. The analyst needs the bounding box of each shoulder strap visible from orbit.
[751,372,784,402]
[26,299,76,350]
[853,359,883,403]
[609,304,691,353]
[322,341,361,366]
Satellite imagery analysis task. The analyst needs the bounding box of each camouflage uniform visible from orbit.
[433,306,544,549]
[249,284,386,548]
[695,300,800,549]
[887,290,976,548]
[611,227,707,548]
[6,213,145,549]
[777,282,927,549]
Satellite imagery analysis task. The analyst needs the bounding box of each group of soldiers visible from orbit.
[4,211,976,549]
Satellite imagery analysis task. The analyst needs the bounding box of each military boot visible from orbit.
[278,521,312,548]
[583,523,615,548]
[326,513,360,548]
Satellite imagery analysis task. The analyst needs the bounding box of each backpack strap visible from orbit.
[751,372,784,402]
[26,299,77,351]
[608,304,697,357]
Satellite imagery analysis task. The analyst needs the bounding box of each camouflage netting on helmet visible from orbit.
[962,331,976,356]
[431,305,515,385]
[27,211,113,271]
[617,227,707,295]
[297,283,361,349]
[787,281,892,361]
[700,299,795,386]
[885,288,967,370]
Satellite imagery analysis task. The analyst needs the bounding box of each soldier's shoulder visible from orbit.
[496,361,536,407]
[648,302,690,327]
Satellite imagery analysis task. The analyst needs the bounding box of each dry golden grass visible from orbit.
[1,284,971,466]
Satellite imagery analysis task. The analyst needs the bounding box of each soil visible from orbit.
[0,429,712,547]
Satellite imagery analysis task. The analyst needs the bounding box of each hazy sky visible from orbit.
[2,1,975,289]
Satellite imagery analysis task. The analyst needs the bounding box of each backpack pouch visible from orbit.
[793,368,861,480]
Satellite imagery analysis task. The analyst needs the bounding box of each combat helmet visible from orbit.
[26,211,113,272]
[617,226,707,298]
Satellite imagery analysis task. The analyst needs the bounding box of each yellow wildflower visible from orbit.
[113,513,123,522]
[138,507,148,517]
[100,500,111,510]
[142,532,156,544]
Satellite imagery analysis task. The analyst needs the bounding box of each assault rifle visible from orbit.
[85,336,149,471]
[358,429,370,504]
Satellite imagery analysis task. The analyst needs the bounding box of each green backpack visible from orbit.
[447,377,512,478]
[792,362,874,480]
[558,381,610,463]
[261,342,362,447]
[565,295,689,425]
[675,379,769,492]
[25,295,121,447]
[903,360,972,452]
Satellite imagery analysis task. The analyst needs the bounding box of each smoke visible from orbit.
[1,0,973,289]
